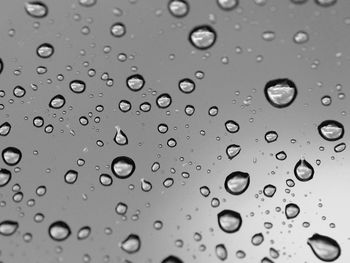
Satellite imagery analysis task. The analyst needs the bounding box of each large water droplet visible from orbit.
[178,78,195,94]
[0,168,11,187]
[48,221,71,241]
[265,131,278,143]
[79,0,97,7]
[294,158,314,182]
[120,234,141,254]
[252,233,264,246]
[77,226,91,240]
[110,22,126,37]
[334,142,346,153]
[225,120,240,133]
[64,170,78,184]
[111,156,135,179]
[168,0,189,18]
[293,31,309,44]
[318,120,344,141]
[49,95,66,109]
[226,144,241,160]
[25,1,48,18]
[189,25,217,50]
[285,203,300,219]
[156,93,172,108]
[307,233,341,262]
[0,220,19,236]
[217,209,242,233]
[2,147,22,166]
[126,74,145,92]
[264,79,297,108]
[224,171,250,195]
[99,173,113,186]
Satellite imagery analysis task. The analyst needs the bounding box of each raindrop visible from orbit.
[263,184,276,198]
[215,244,228,261]
[115,202,128,215]
[0,168,11,187]
[25,1,48,18]
[224,171,250,195]
[110,22,126,38]
[285,203,300,219]
[37,43,54,58]
[168,0,189,18]
[126,74,145,92]
[48,221,71,241]
[0,220,19,236]
[69,80,86,94]
[49,95,66,109]
[184,105,195,116]
[156,93,172,108]
[119,100,132,112]
[199,186,210,197]
[64,170,78,184]
[294,158,314,182]
[217,209,242,233]
[2,147,22,166]
[307,233,341,262]
[317,120,344,141]
[252,233,264,246]
[264,79,297,108]
[13,86,26,98]
[141,178,152,192]
[208,106,219,116]
[0,122,11,136]
[120,234,141,254]
[217,0,239,11]
[189,25,217,50]
[111,156,136,179]
[178,78,195,94]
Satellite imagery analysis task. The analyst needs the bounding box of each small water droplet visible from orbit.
[217,209,242,233]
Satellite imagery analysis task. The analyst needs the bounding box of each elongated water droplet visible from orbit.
[111,156,135,179]
[79,0,97,7]
[215,243,228,261]
[48,221,71,241]
[168,0,189,18]
[49,95,66,109]
[314,0,337,7]
[252,233,264,246]
[217,209,242,233]
[25,1,48,18]
[294,158,314,182]
[293,31,309,44]
[261,257,274,263]
[275,151,287,161]
[2,147,22,166]
[0,122,11,136]
[285,203,300,219]
[189,25,217,50]
[318,120,344,141]
[114,126,128,145]
[120,234,141,254]
[0,168,11,187]
[77,226,91,240]
[217,0,239,10]
[0,220,18,236]
[141,178,152,192]
[263,184,276,197]
[334,142,346,153]
[226,144,241,160]
[224,171,250,195]
[264,79,297,108]
[307,233,341,262]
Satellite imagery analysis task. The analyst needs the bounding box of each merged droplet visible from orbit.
[48,221,71,241]
[307,233,341,262]
[224,171,250,195]
[294,158,314,182]
[77,226,91,240]
[126,74,145,92]
[226,144,241,160]
[111,156,136,179]
[215,244,228,261]
[217,0,239,10]
[263,184,276,198]
[225,120,240,133]
[0,220,19,236]
[36,43,54,58]
[252,233,264,246]
[110,22,126,37]
[156,93,172,108]
[318,120,344,141]
[25,1,48,18]
[264,79,297,108]
[178,78,195,94]
[0,122,11,136]
[49,95,66,109]
[161,255,183,263]
[168,0,189,18]
[189,25,217,50]
[0,168,11,187]
[314,0,337,7]
[285,203,300,219]
[217,209,242,233]
[120,234,141,254]
[2,147,22,166]
[69,80,86,94]
[114,126,128,146]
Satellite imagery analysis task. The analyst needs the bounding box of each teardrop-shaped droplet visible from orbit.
[48,221,71,241]
[252,232,264,246]
[0,168,11,187]
[224,171,250,195]
[37,43,54,58]
[294,158,314,182]
[114,126,128,145]
[120,234,141,254]
[318,120,344,141]
[265,131,278,143]
[225,120,240,133]
[141,178,152,192]
[168,0,189,18]
[156,93,172,108]
[25,1,48,18]
[99,173,113,186]
[126,74,145,92]
[178,78,195,94]
[0,220,19,236]
[161,255,183,263]
[314,0,337,7]
[275,151,287,161]
[263,184,276,197]
[217,0,239,11]
[64,170,78,184]
[264,79,297,108]
[2,147,22,166]
[69,80,86,94]
[285,203,300,219]
[189,25,217,50]
[0,122,11,136]
[307,233,341,262]
[226,144,241,160]
[49,94,66,109]
[217,209,242,233]
[110,22,126,37]
[334,142,346,153]
[215,243,228,261]
[111,156,135,179]
[77,226,91,240]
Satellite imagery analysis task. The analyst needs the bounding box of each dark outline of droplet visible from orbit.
[33,116,44,128]
[0,59,3,75]
[156,93,172,109]
[111,156,136,179]
[224,171,250,195]
[49,94,66,109]
[285,203,300,219]
[334,142,346,153]
[24,1,48,18]
[314,0,337,7]
[161,255,184,263]
[48,221,71,242]
[294,159,314,182]
[0,220,19,236]
[263,184,276,198]
[120,233,141,254]
[275,151,287,161]
[264,78,298,108]
[307,233,341,262]
[36,43,54,59]
[0,168,11,187]
[64,170,78,184]
[225,120,240,133]
[1,147,22,166]
[0,122,11,136]
[290,0,308,5]
[216,0,239,11]
[188,25,217,50]
[178,78,195,94]
[167,0,190,18]
[110,22,126,38]
[264,130,278,143]
[317,120,344,142]
[184,105,195,116]
[69,80,86,94]
[99,173,113,186]
[217,209,242,233]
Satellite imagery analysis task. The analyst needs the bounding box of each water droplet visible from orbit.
[318,120,344,141]
[49,95,66,109]
[126,74,145,92]
[184,105,195,116]
[224,171,250,195]
[64,170,78,184]
[285,203,300,219]
[119,100,132,112]
[334,142,346,153]
[111,156,136,179]
[226,144,241,160]
[69,80,86,94]
[0,122,11,136]
[13,86,26,98]
[0,168,11,187]
[48,221,71,241]
[262,31,276,41]
[261,257,274,263]
[265,131,278,143]
[120,234,141,254]
[200,186,210,197]
[115,202,128,215]
[114,126,128,145]
[141,178,152,192]
[314,0,337,7]
[307,233,341,262]
[275,151,287,161]
[110,22,126,37]
[263,184,276,197]
[215,244,228,260]
[189,25,217,50]
[79,0,97,7]
[77,226,91,240]
[161,255,183,263]
[0,220,19,236]
[294,158,314,182]
[264,79,297,108]
[99,173,113,186]
[208,106,219,116]
[25,1,48,18]
[156,93,172,108]
[252,233,264,246]
[168,0,189,18]
[217,0,239,10]
[321,95,332,106]
[217,209,242,233]
[293,31,309,44]
[225,120,239,133]
[178,78,195,94]
[37,43,54,58]
[2,147,22,166]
